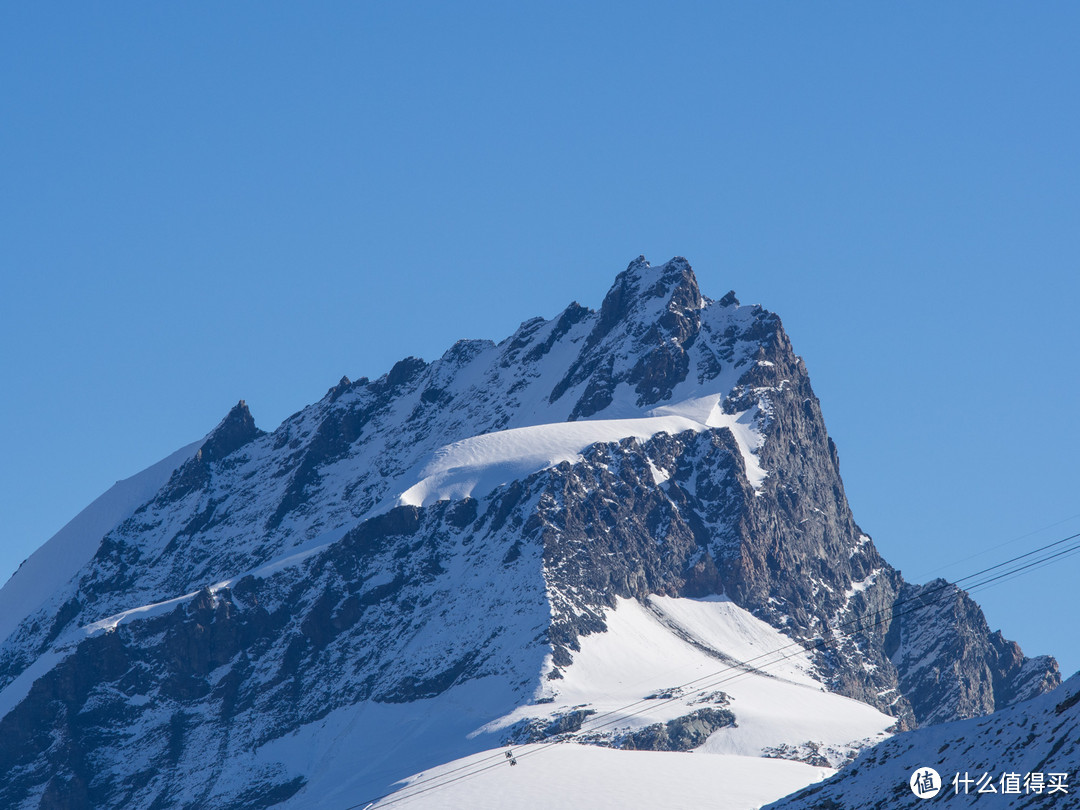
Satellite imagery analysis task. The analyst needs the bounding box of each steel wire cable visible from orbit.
[341,529,1080,809]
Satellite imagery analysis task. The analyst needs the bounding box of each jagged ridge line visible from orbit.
[338,530,1080,810]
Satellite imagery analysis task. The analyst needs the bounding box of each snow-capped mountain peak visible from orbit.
[0,257,1059,810]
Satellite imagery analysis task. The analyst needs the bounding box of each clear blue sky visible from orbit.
[2,3,1078,675]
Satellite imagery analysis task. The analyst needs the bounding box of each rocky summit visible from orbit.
[0,257,1060,809]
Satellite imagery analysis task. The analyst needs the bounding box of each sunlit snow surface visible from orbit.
[373,746,832,810]
[482,596,891,756]
[397,393,766,508]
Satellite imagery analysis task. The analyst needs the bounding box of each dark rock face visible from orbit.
[156,401,264,507]
[199,401,263,464]
[0,257,1060,808]
[617,708,736,751]
[0,493,553,808]
[550,256,704,419]
[510,708,597,742]
[887,580,1061,726]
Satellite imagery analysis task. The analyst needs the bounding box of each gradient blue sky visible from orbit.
[2,3,1078,674]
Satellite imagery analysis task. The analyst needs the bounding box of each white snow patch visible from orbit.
[646,460,669,485]
[647,394,767,487]
[397,415,702,508]
[397,393,765,508]
[848,534,872,558]
[844,569,882,601]
[83,591,200,635]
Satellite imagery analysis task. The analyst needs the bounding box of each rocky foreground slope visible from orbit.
[767,671,1080,809]
[0,258,1058,809]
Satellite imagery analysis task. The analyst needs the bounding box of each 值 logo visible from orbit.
[911,767,942,799]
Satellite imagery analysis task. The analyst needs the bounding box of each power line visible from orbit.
[358,533,1080,809]
[909,511,1080,581]
[346,531,1080,809]
[966,541,1080,596]
[342,529,1080,809]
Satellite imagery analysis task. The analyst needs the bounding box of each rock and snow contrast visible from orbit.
[767,671,1080,809]
[0,258,1062,809]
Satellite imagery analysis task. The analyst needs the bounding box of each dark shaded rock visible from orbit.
[200,400,263,463]
[549,257,703,419]
[154,401,263,508]
[510,708,597,742]
[618,708,735,751]
[327,376,352,402]
[385,356,427,390]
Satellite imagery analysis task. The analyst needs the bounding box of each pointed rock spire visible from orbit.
[199,400,262,463]
[549,257,708,418]
[327,376,353,402]
[589,256,703,350]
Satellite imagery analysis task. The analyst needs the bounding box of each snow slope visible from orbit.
[250,595,894,810]
[767,671,1080,809]
[370,745,832,810]
[485,596,894,766]
[0,439,200,647]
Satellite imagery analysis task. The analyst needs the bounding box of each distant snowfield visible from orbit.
[266,596,893,810]
[397,392,766,508]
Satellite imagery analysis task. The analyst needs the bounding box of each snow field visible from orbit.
[371,744,833,810]
[255,595,893,810]
[397,392,766,509]
[487,596,894,765]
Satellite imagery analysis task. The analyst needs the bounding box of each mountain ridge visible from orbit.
[0,257,1059,809]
